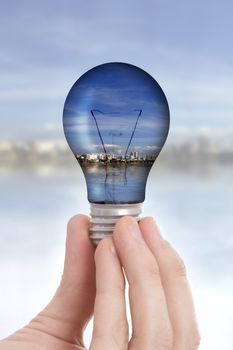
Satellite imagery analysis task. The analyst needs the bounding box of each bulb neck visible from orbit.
[89,203,142,245]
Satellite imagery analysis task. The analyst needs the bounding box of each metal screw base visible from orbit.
[89,203,142,245]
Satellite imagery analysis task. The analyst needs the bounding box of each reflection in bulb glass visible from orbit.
[63,62,170,243]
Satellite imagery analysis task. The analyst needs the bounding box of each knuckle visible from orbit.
[144,271,162,288]
[130,324,173,350]
[168,250,187,277]
[177,326,201,349]
[191,328,201,349]
[144,260,161,281]
[115,322,129,347]
[162,240,187,277]
[129,271,159,288]
[174,258,187,277]
[157,322,173,349]
[96,280,125,296]
[92,323,129,349]
[129,260,161,287]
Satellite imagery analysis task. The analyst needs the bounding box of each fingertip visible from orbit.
[67,214,90,234]
[64,214,95,275]
[139,216,156,226]
[139,216,157,230]
[116,215,138,229]
[139,216,163,241]
[66,214,92,247]
[113,216,139,241]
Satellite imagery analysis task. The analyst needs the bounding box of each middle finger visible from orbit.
[113,217,173,349]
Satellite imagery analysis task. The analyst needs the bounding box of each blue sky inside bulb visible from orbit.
[63,62,170,204]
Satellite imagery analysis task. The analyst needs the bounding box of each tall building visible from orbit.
[133,151,138,159]
[86,154,98,161]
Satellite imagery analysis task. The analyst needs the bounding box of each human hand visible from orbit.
[0,215,200,350]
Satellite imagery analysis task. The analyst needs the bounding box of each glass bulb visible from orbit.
[63,62,170,244]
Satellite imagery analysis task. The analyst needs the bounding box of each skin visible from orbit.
[0,215,200,350]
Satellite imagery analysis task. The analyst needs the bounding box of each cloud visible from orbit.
[86,144,120,150]
[43,122,61,132]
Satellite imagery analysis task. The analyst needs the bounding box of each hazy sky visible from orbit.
[0,0,233,141]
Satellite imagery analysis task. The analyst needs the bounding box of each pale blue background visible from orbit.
[0,1,233,348]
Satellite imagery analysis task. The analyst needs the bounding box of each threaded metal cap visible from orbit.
[89,203,142,245]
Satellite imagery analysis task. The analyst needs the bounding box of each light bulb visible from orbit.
[63,62,170,245]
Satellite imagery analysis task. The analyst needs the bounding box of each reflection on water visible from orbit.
[82,162,152,203]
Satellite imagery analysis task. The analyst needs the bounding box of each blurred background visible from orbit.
[0,1,233,348]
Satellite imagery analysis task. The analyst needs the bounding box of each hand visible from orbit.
[0,215,200,350]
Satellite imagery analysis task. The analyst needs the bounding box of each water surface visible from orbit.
[0,164,232,349]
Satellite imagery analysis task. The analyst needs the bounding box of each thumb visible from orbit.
[29,215,96,346]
